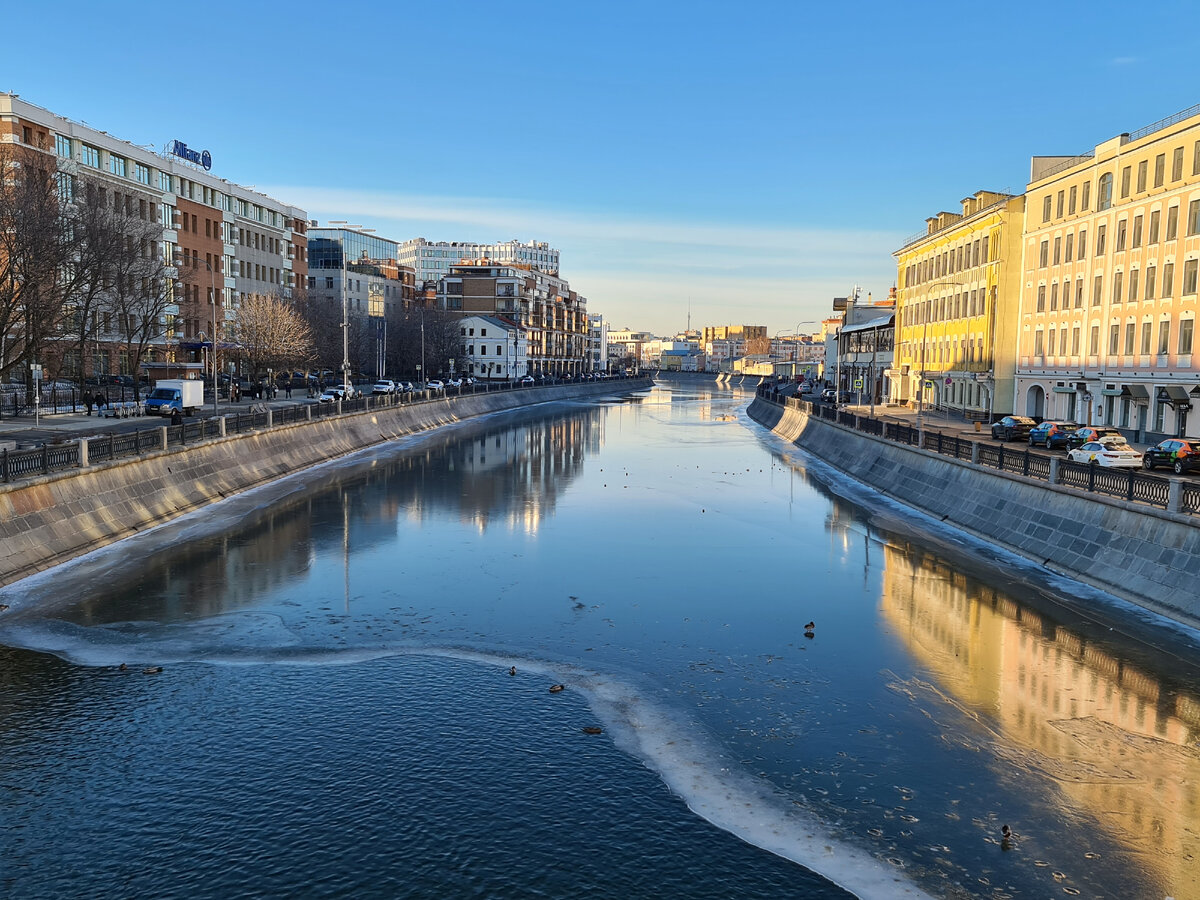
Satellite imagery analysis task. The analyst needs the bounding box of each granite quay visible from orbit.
[0,376,650,588]
[750,386,1200,628]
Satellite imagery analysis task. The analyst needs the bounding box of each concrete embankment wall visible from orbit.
[749,396,1200,627]
[0,380,650,588]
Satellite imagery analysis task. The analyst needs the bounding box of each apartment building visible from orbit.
[1017,104,1200,440]
[587,314,609,373]
[459,314,528,381]
[436,260,588,376]
[893,190,1024,419]
[399,238,560,286]
[0,93,307,378]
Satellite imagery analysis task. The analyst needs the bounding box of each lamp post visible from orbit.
[205,258,218,417]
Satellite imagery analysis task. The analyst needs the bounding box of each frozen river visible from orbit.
[2,381,1199,899]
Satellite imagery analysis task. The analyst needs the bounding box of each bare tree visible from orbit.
[104,215,175,400]
[231,292,314,382]
[0,142,68,387]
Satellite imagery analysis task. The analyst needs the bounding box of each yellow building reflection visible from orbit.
[881,546,1200,898]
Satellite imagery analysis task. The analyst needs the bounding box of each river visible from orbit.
[2,380,1198,899]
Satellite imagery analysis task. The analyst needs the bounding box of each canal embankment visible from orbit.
[0,379,651,588]
[748,394,1200,628]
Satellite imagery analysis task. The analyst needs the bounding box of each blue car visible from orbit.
[1027,420,1079,449]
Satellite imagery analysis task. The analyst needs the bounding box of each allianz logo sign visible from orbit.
[170,140,212,171]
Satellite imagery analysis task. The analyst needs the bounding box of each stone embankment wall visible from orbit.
[0,380,650,588]
[749,396,1200,627]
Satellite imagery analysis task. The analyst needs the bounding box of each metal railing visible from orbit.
[0,375,642,486]
[757,385,1188,517]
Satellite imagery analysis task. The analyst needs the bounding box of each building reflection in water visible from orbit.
[61,405,605,627]
[879,544,1200,898]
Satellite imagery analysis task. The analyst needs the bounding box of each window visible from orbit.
[1116,219,1127,251]
[1078,227,1087,259]
[1125,322,1136,355]
[1185,259,1199,295]
[108,155,126,177]
[1181,318,1194,355]
[1159,319,1171,355]
[1064,232,1074,262]
[1050,282,1060,310]
[1053,236,1062,264]
[1075,277,1085,307]
[55,171,74,203]
[1146,266,1157,299]
[134,163,150,185]
[1129,269,1140,301]
[1141,321,1152,355]
[80,143,99,167]
[1132,215,1142,248]
[1098,173,1113,210]
[1036,284,1046,312]
[1164,262,1175,297]
[1120,165,1131,198]
[1034,330,1044,356]
[1109,323,1120,354]
[1039,240,1049,267]
[1195,140,1200,175]
[1168,205,1179,240]
[1112,271,1123,303]
[1189,199,1200,236]
[1150,209,1161,244]
[1140,159,1150,192]
[1069,186,1077,214]
[1060,327,1069,355]
[1174,146,1185,181]
[54,134,71,158]
[1072,326,1081,355]
[1096,223,1107,256]
[1089,325,1100,355]
[1056,190,1065,218]
[324,277,334,289]
[1082,180,1091,210]
[1094,274,1104,305]
[1042,195,1052,222]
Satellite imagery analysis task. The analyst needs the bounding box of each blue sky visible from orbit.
[4,0,1199,335]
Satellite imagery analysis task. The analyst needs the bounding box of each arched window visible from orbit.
[1098,172,1114,211]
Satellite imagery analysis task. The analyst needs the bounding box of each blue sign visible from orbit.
[171,140,212,171]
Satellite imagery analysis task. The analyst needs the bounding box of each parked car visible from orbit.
[1065,426,1123,450]
[1027,420,1080,449]
[446,378,463,389]
[425,380,444,391]
[372,380,397,395]
[1067,437,1143,468]
[519,375,535,385]
[1142,438,1200,474]
[990,415,1037,442]
[398,381,414,393]
[318,385,356,402]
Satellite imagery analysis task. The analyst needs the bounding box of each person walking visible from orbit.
[84,390,94,416]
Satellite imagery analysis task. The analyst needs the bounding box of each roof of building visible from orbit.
[840,314,895,335]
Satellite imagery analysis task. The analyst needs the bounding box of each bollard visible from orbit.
[266,408,273,429]
[218,416,227,438]
[971,442,980,464]
[1168,479,1183,514]
[77,437,88,468]
[159,426,168,450]
[305,404,312,421]
[1048,457,1060,484]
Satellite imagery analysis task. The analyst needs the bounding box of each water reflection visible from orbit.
[880,544,1200,898]
[62,404,604,627]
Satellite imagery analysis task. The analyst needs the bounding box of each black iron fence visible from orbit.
[757,385,1193,518]
[0,376,641,486]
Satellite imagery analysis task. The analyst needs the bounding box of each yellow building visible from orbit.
[892,190,1025,419]
[1017,104,1200,440]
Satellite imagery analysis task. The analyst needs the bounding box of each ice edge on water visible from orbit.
[0,614,932,900]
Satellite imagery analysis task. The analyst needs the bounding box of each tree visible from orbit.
[104,214,175,399]
[231,292,314,382]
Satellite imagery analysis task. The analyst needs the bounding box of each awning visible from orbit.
[1158,384,1192,406]
[1121,383,1151,399]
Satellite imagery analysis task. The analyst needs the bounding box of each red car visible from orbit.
[1065,426,1123,450]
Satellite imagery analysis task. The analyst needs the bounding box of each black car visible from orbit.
[990,415,1036,442]
[1142,439,1200,474]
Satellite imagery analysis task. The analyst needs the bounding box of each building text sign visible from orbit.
[170,140,212,171]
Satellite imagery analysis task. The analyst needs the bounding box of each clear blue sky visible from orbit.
[4,0,1198,335]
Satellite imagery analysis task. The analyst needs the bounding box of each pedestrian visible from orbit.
[84,390,94,416]
[285,382,292,399]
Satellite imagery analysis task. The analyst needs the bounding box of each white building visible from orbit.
[587,314,608,373]
[399,238,560,286]
[458,314,528,381]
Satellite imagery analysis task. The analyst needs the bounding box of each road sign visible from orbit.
[853,379,863,389]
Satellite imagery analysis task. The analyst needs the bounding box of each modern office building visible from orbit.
[893,190,1025,419]
[399,238,560,286]
[587,314,608,373]
[1016,104,1200,440]
[436,260,588,376]
[0,92,308,379]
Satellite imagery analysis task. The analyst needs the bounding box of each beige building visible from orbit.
[1016,104,1200,440]
[893,191,1025,419]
